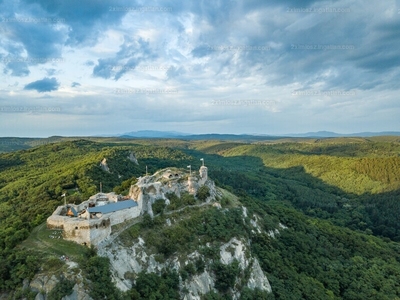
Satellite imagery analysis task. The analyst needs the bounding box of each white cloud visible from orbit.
[0,0,399,136]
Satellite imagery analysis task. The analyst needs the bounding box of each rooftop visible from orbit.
[88,199,138,214]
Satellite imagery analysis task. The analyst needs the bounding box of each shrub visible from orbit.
[196,186,210,202]
[47,277,75,300]
[152,199,166,215]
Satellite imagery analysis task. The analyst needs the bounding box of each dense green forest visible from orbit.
[0,137,400,299]
[181,140,400,241]
[0,140,192,293]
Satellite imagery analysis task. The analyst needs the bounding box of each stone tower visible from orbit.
[199,165,208,186]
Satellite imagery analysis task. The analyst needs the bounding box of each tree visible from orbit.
[196,185,210,202]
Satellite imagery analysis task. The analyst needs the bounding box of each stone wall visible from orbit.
[48,203,142,246]
[108,206,141,226]
[63,218,111,246]
[47,215,66,230]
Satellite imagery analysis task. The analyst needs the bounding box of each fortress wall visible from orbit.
[90,219,112,246]
[188,176,199,195]
[129,185,141,200]
[63,219,92,245]
[47,215,65,229]
[108,206,141,226]
[52,206,66,216]
[136,193,143,211]
[63,218,113,246]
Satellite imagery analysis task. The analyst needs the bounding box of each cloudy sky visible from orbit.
[0,0,399,137]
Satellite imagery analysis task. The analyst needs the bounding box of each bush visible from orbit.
[42,257,65,272]
[196,186,210,202]
[180,262,196,280]
[47,277,75,300]
[182,192,196,205]
[141,214,154,229]
[212,260,240,293]
[130,270,180,299]
[195,257,206,274]
[240,287,273,300]
[152,199,166,215]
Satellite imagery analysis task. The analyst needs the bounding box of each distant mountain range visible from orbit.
[120,130,189,138]
[118,130,400,139]
[281,131,400,138]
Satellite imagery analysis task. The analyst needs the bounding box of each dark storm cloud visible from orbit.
[24,77,59,92]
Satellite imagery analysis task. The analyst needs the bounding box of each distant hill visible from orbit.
[283,131,400,138]
[120,131,284,141]
[120,130,189,138]
[120,130,400,139]
[1,131,400,154]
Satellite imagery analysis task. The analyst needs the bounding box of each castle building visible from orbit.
[47,192,142,246]
[47,165,210,247]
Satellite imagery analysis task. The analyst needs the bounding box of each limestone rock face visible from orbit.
[29,275,59,293]
[129,168,220,215]
[35,293,45,300]
[220,238,249,270]
[184,271,215,300]
[100,235,272,299]
[127,152,139,165]
[247,259,272,292]
[28,270,91,300]
[62,283,92,300]
[100,158,110,172]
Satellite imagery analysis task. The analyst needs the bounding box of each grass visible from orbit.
[20,223,86,260]
[217,187,240,207]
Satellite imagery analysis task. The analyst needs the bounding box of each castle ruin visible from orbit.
[47,164,211,246]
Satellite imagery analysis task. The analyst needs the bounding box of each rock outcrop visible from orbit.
[127,151,139,165]
[128,168,221,217]
[99,158,110,172]
[26,259,92,300]
[100,235,272,299]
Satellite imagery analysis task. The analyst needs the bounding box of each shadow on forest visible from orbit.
[0,157,24,172]
[182,149,400,241]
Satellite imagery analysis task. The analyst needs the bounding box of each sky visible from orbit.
[0,0,399,137]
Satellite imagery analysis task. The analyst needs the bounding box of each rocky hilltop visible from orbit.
[14,165,281,300]
[128,166,219,218]
[98,208,275,299]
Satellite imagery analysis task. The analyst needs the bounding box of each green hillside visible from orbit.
[183,140,400,242]
[0,138,399,299]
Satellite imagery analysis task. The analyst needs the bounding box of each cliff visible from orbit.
[12,167,282,299]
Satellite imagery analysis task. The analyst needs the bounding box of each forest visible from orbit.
[0,137,399,299]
